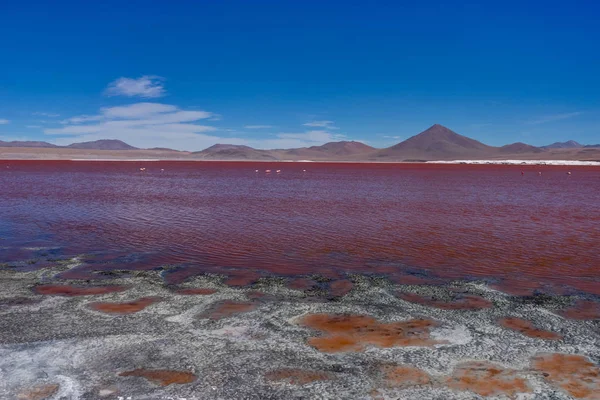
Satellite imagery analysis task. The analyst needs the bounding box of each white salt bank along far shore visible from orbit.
[428,160,600,166]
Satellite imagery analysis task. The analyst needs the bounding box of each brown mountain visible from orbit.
[4,125,599,162]
[0,140,57,148]
[372,124,494,160]
[542,140,582,149]
[312,141,375,156]
[192,141,376,161]
[67,140,138,150]
[279,141,376,159]
[498,142,544,154]
[193,144,277,160]
[148,147,184,152]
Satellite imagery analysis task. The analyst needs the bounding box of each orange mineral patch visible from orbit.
[16,384,59,400]
[202,300,257,320]
[382,365,431,388]
[89,297,161,314]
[300,314,440,353]
[34,284,128,296]
[498,317,562,340]
[399,292,492,310]
[265,368,332,385]
[560,300,600,320]
[532,353,600,399]
[119,369,197,386]
[446,361,531,398]
[175,288,218,295]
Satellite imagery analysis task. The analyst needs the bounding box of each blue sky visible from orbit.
[0,0,598,150]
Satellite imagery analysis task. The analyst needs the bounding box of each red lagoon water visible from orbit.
[1,160,599,296]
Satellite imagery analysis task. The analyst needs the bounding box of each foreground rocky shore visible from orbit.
[1,255,599,399]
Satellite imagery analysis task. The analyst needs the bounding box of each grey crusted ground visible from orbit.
[0,258,598,399]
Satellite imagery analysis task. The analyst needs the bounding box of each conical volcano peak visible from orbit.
[421,124,458,135]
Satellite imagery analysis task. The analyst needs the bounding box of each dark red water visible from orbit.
[1,161,599,296]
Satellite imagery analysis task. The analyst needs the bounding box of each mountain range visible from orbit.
[541,140,583,149]
[0,139,135,150]
[1,125,599,161]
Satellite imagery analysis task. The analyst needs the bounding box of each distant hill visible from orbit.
[193,144,277,160]
[3,125,599,162]
[147,147,184,152]
[542,140,582,149]
[279,141,376,159]
[192,141,376,161]
[311,141,375,156]
[0,140,57,148]
[67,140,138,150]
[498,142,544,154]
[372,124,494,160]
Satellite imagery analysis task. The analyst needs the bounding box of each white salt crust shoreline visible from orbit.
[428,159,600,166]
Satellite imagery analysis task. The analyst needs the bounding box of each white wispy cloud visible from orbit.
[244,125,273,129]
[303,120,338,129]
[277,130,345,141]
[32,112,60,117]
[26,125,42,128]
[58,103,213,125]
[0,119,10,124]
[104,75,166,98]
[527,112,583,125]
[383,135,402,139]
[45,103,350,151]
[61,115,104,124]
[45,102,226,150]
[102,103,179,118]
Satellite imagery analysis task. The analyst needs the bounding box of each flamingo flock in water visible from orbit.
[252,168,307,174]
[135,167,575,177]
[138,167,298,174]
[139,168,164,172]
[521,170,572,176]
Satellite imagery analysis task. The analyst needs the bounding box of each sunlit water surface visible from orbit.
[1,160,599,296]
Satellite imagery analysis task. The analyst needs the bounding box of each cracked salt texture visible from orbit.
[0,257,598,399]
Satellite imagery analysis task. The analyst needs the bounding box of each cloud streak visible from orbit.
[0,119,9,125]
[527,112,583,125]
[244,125,273,129]
[45,103,350,151]
[303,120,338,129]
[33,112,60,117]
[45,102,224,150]
[105,76,166,98]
